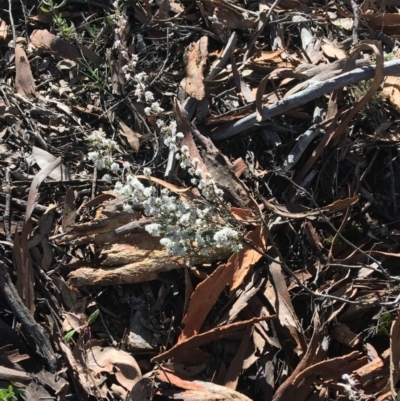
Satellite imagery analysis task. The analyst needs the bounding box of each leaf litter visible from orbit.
[2,1,400,400]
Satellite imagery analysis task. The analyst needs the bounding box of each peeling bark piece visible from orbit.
[68,262,180,286]
[185,36,208,100]
[67,232,182,286]
[15,45,36,98]
[353,348,390,390]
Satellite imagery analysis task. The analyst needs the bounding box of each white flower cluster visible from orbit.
[157,119,184,151]
[113,0,127,43]
[114,155,242,260]
[112,0,138,81]
[87,130,120,182]
[132,72,150,98]
[144,101,164,116]
[341,374,358,401]
[121,54,138,81]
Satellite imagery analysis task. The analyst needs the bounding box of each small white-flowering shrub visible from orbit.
[85,41,243,260]
[114,159,243,261]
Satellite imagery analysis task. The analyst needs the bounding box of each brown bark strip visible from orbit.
[185,36,208,100]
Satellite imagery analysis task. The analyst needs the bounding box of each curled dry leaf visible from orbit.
[25,156,62,222]
[85,346,141,390]
[32,146,71,181]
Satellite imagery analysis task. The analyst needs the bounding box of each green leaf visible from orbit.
[87,309,99,325]
[64,329,76,343]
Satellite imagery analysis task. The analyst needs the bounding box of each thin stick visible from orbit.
[8,0,16,47]
[211,59,400,141]
[0,260,57,371]
[3,168,12,242]
[350,0,360,45]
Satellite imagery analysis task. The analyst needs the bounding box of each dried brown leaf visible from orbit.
[157,368,253,400]
[267,260,307,352]
[119,121,141,152]
[321,42,347,59]
[30,29,102,64]
[362,13,400,35]
[272,312,325,401]
[178,226,266,342]
[126,377,154,401]
[230,225,267,294]
[15,45,36,98]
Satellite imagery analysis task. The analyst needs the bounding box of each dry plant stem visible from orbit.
[8,0,16,47]
[0,261,57,371]
[19,0,30,44]
[350,0,360,45]
[149,27,170,86]
[211,59,400,141]
[389,148,397,215]
[98,308,117,346]
[92,166,97,199]
[0,192,47,213]
[3,168,12,242]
